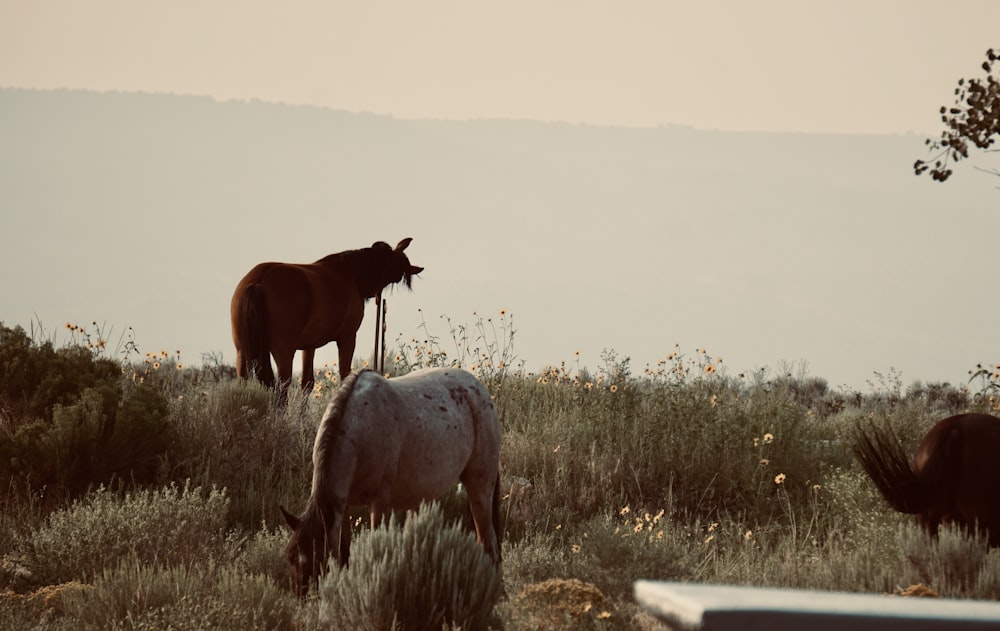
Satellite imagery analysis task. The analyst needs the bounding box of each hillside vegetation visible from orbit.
[2,317,1000,630]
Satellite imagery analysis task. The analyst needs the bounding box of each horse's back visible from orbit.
[342,368,500,508]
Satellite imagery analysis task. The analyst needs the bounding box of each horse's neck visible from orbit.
[318,250,383,298]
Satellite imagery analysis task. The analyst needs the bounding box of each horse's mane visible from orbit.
[315,243,416,297]
[307,369,373,512]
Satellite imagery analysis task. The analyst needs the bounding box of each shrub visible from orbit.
[0,323,172,500]
[318,501,503,630]
[17,482,228,585]
[58,560,297,631]
[0,323,120,431]
[165,378,317,528]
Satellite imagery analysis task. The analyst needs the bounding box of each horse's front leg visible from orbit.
[337,336,356,381]
[338,516,352,567]
[300,348,316,393]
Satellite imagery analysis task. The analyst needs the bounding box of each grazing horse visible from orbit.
[853,413,1000,545]
[231,239,422,398]
[280,367,503,597]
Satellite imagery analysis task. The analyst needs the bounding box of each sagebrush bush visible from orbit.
[318,501,503,630]
[58,559,298,631]
[18,482,228,585]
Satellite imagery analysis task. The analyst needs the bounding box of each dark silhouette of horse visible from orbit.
[853,413,1000,545]
[231,239,422,398]
[281,368,502,597]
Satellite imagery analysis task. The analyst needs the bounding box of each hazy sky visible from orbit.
[2,0,998,134]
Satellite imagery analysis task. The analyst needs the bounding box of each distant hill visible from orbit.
[1,88,997,389]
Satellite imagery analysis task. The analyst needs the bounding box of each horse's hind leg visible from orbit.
[464,479,501,564]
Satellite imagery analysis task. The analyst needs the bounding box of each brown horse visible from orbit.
[231,239,422,398]
[281,368,502,597]
[853,413,1000,545]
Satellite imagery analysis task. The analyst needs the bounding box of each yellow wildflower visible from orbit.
[774,473,786,485]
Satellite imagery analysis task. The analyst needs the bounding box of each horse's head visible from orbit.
[370,238,424,291]
[281,506,331,598]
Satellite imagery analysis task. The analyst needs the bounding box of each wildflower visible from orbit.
[704,535,715,544]
[598,612,611,620]
[609,384,618,393]
[704,364,716,374]
[774,473,786,485]
[710,394,718,408]
[555,524,562,531]
[176,363,183,370]
[620,506,630,516]
[152,361,161,370]
[499,309,506,317]
[656,531,664,540]
[571,544,581,554]
[763,433,774,444]
[753,437,760,448]
[813,484,821,492]
[652,509,665,524]
[760,458,769,465]
[744,529,753,540]
[708,522,719,532]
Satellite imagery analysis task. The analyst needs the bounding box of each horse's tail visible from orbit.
[492,471,503,565]
[237,283,275,387]
[852,420,929,514]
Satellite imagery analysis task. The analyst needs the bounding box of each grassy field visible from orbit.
[2,316,1000,629]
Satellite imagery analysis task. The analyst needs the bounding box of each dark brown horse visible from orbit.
[853,413,1000,545]
[231,239,422,398]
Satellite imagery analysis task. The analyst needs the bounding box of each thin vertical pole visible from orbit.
[373,292,382,372]
[380,299,388,374]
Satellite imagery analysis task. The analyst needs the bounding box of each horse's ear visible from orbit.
[280,505,301,531]
[394,237,413,252]
[408,265,424,275]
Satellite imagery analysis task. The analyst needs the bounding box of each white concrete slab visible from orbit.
[634,581,1000,631]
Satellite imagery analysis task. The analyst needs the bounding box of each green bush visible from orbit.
[318,501,503,630]
[0,323,172,500]
[0,323,120,430]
